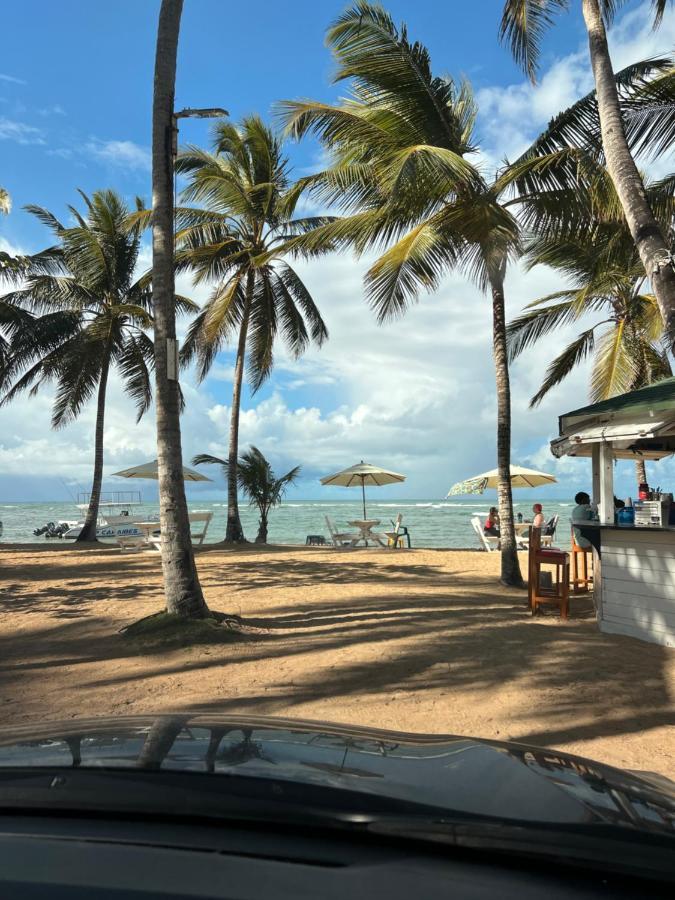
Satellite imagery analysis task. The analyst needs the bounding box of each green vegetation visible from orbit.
[194,446,300,543]
[0,190,195,542]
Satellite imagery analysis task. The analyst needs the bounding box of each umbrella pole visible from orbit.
[362,480,366,518]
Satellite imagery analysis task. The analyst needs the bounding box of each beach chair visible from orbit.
[325,515,360,548]
[383,513,411,548]
[543,514,559,539]
[471,516,498,552]
[188,511,213,545]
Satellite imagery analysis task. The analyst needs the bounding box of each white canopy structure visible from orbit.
[111,459,212,482]
[448,465,557,496]
[320,460,406,517]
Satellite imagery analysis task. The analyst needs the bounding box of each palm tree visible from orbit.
[0,189,174,542]
[150,0,209,617]
[508,200,673,486]
[175,117,330,544]
[280,2,524,584]
[499,0,675,342]
[194,447,300,543]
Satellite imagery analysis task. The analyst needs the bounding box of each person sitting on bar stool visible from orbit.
[571,491,593,549]
[571,491,594,592]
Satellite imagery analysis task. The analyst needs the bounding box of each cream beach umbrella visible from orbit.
[448,465,557,496]
[112,459,212,482]
[320,460,406,517]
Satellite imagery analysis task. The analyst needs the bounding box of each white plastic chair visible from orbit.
[471,515,499,552]
[325,516,360,548]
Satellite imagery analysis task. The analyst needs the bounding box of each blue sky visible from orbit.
[1,0,674,503]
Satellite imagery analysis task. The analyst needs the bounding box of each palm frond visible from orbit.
[499,0,569,83]
[506,298,583,360]
[530,329,596,406]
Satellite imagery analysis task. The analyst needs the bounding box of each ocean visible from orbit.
[0,498,575,548]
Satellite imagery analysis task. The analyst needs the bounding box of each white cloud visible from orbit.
[475,2,675,172]
[38,104,66,117]
[0,116,45,145]
[0,73,26,85]
[84,138,151,171]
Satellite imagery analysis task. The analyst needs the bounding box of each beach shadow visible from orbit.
[0,548,672,759]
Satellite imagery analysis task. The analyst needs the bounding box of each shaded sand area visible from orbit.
[0,543,674,778]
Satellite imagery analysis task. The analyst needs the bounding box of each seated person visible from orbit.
[532,503,545,529]
[572,491,593,548]
[484,506,500,536]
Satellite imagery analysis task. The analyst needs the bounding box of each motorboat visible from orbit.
[56,491,159,541]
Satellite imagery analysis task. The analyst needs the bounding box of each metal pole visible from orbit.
[362,479,366,518]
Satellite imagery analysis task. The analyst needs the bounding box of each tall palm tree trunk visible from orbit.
[225,275,252,543]
[77,358,110,543]
[490,268,523,587]
[151,0,209,618]
[582,0,675,340]
[635,458,647,489]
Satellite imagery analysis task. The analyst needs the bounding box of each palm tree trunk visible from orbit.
[256,510,268,543]
[151,0,209,618]
[582,0,675,340]
[635,458,647,489]
[225,274,252,543]
[490,268,523,587]
[77,357,110,543]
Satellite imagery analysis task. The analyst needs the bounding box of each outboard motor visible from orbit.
[34,522,55,537]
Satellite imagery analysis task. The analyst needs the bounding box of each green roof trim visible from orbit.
[560,377,675,429]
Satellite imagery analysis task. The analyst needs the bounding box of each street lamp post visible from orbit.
[164,106,228,380]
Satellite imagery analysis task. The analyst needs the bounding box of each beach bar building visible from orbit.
[551,378,675,648]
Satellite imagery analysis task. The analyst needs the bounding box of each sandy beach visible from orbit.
[0,542,674,779]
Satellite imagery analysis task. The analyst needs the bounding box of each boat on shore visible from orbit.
[34,491,159,542]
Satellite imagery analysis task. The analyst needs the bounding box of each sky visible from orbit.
[1,0,675,504]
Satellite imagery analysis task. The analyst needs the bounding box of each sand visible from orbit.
[0,542,674,779]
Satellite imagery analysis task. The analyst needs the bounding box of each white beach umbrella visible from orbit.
[111,459,212,482]
[320,460,406,517]
[447,465,557,496]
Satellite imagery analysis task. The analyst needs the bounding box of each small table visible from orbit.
[347,519,386,547]
[515,521,551,547]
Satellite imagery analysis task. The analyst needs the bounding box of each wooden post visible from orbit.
[599,441,614,525]
[591,443,601,508]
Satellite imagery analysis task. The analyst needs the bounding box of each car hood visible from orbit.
[0,714,672,834]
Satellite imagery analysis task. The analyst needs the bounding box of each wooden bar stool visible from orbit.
[570,528,593,592]
[528,527,570,620]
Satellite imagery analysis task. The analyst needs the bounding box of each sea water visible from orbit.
[0,499,575,549]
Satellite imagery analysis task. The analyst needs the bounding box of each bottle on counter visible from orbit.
[638,482,649,500]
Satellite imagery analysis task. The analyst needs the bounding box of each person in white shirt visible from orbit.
[572,491,593,548]
[532,503,545,529]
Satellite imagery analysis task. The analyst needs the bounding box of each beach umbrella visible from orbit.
[111,459,212,482]
[447,465,557,496]
[320,460,406,517]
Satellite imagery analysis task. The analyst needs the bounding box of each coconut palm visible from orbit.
[507,189,674,485]
[150,0,210,618]
[499,0,675,343]
[0,189,192,542]
[193,447,300,543]
[175,117,330,544]
[279,2,524,584]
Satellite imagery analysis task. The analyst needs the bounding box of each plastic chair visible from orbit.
[383,514,411,548]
